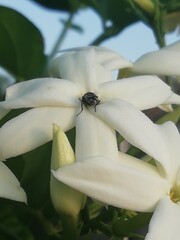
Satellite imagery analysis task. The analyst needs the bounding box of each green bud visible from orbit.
[133,0,154,15]
[50,124,86,217]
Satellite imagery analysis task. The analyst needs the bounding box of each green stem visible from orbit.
[49,13,74,59]
[152,19,165,48]
[152,0,165,48]
[61,214,80,240]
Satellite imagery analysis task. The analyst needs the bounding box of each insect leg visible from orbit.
[76,99,84,116]
[94,100,100,112]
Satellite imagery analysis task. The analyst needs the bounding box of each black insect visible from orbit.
[77,92,100,116]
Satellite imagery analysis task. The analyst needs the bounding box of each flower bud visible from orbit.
[50,124,86,217]
[133,0,154,15]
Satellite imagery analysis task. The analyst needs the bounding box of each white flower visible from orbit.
[131,40,180,76]
[53,113,180,240]
[0,161,26,203]
[0,47,179,160]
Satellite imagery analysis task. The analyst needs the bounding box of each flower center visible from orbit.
[170,185,180,203]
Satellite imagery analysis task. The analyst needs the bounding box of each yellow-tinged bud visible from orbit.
[50,124,86,217]
[133,0,154,15]
[51,124,75,169]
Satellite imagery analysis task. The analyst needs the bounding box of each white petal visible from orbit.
[93,99,171,176]
[132,41,180,76]
[0,161,27,202]
[158,121,180,181]
[92,63,112,86]
[50,49,108,92]
[99,75,172,110]
[59,46,133,69]
[95,49,133,70]
[165,40,180,51]
[0,78,80,109]
[133,50,180,76]
[76,108,119,161]
[0,107,76,160]
[54,46,114,54]
[146,196,180,240]
[164,93,180,105]
[158,104,173,112]
[50,46,132,71]
[54,154,169,212]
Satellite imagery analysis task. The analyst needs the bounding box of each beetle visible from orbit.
[77,92,100,116]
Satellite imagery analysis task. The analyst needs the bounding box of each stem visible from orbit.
[61,214,80,240]
[152,19,165,48]
[50,13,74,59]
[152,0,165,48]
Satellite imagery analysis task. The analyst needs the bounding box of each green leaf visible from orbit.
[31,0,83,12]
[0,199,34,240]
[87,0,141,45]
[0,6,47,81]
[156,106,180,124]
[21,142,52,208]
[87,202,104,220]
[6,155,25,181]
[160,0,180,12]
[113,212,152,237]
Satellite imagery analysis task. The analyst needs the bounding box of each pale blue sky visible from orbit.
[0,0,179,61]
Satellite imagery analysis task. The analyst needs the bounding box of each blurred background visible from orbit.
[0,0,179,60]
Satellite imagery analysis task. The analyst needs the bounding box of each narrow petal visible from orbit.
[94,49,133,70]
[92,99,171,176]
[158,122,180,181]
[0,78,80,109]
[0,107,76,160]
[57,45,133,69]
[76,108,119,161]
[50,46,132,73]
[165,40,180,51]
[146,196,180,240]
[132,41,180,76]
[158,104,173,112]
[53,154,169,212]
[164,93,180,105]
[0,161,27,202]
[99,75,172,110]
[49,49,103,92]
[50,49,116,92]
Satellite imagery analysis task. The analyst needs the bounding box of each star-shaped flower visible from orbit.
[0,47,179,160]
[53,111,180,240]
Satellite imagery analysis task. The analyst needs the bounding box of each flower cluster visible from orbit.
[0,41,180,239]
